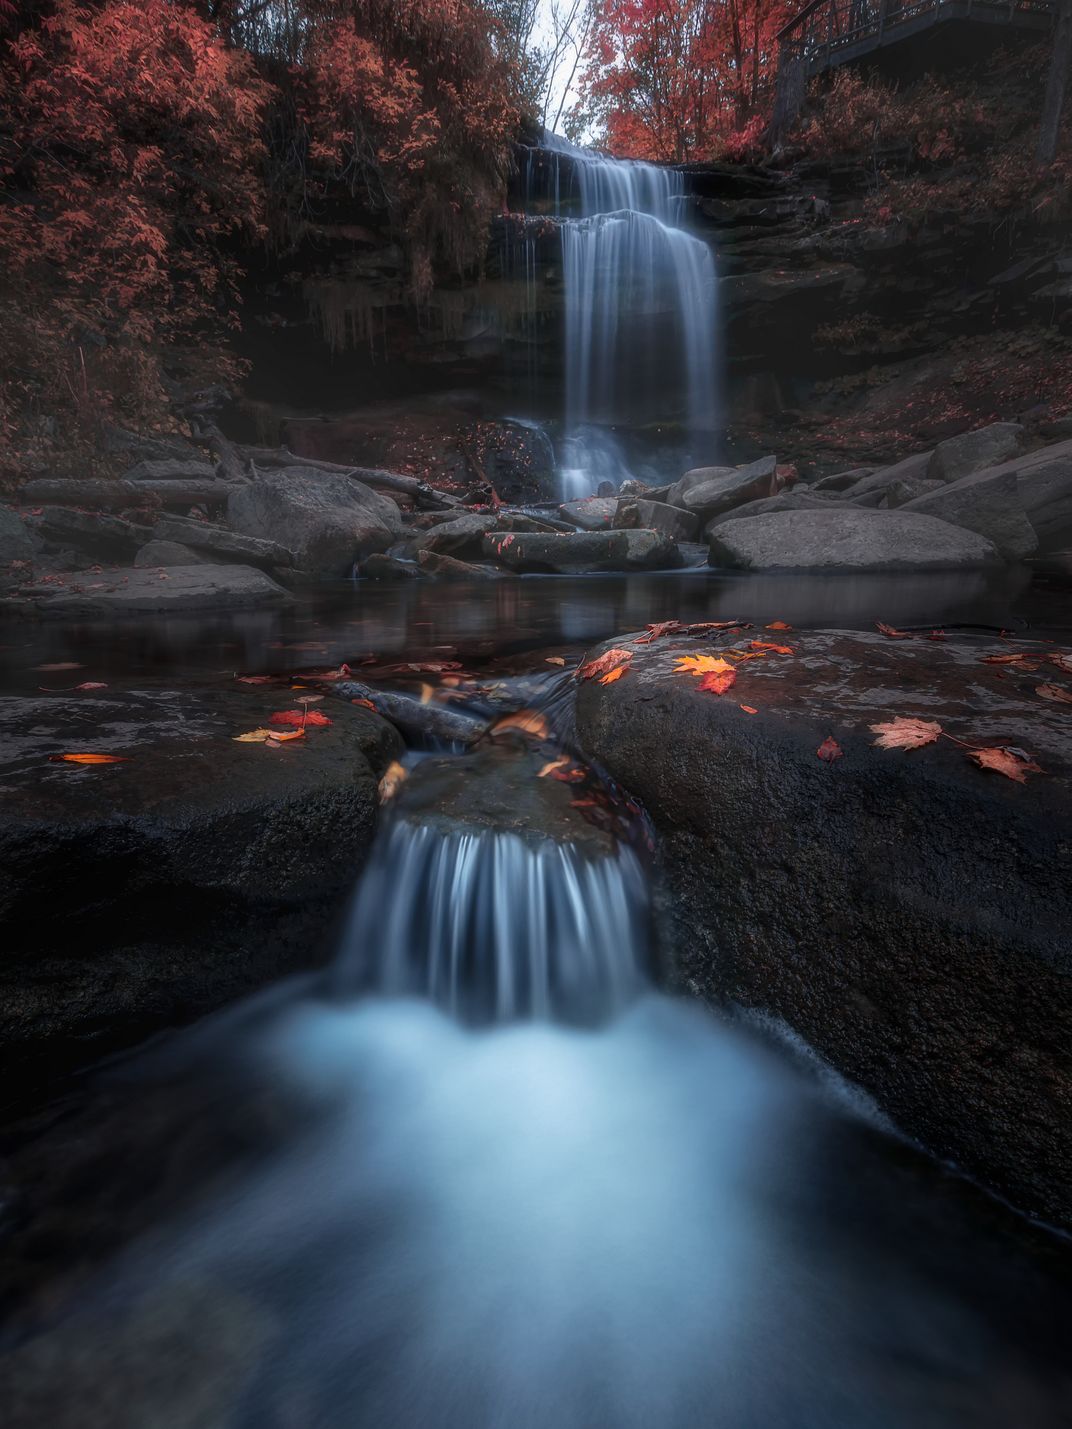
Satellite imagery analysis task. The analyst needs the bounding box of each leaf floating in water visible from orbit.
[598,665,627,686]
[489,709,550,740]
[378,760,408,803]
[968,746,1043,784]
[876,622,912,640]
[748,641,793,655]
[698,669,736,695]
[674,654,734,677]
[766,621,792,631]
[869,717,943,751]
[817,735,843,763]
[577,647,633,681]
[50,752,127,765]
[1036,683,1072,705]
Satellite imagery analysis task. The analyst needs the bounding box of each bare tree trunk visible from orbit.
[1038,0,1072,165]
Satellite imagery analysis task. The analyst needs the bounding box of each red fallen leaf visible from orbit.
[698,669,736,695]
[869,717,943,750]
[980,652,1040,666]
[1048,653,1072,675]
[599,665,628,686]
[739,704,759,714]
[538,756,569,778]
[673,654,734,676]
[570,797,600,808]
[50,752,127,765]
[236,675,279,685]
[688,620,746,632]
[876,622,912,640]
[817,736,843,762]
[1036,683,1072,704]
[270,709,332,728]
[766,621,792,631]
[545,656,566,666]
[633,620,682,644]
[551,766,587,783]
[749,641,793,655]
[265,731,304,745]
[927,630,947,642]
[968,747,1043,784]
[351,698,377,710]
[74,681,107,690]
[578,647,633,681]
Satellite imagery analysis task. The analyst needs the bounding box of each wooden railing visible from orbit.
[775,0,1055,73]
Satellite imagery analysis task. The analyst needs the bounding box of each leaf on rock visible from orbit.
[378,760,408,802]
[927,630,947,642]
[235,675,279,685]
[1036,683,1072,705]
[739,705,759,714]
[968,747,1043,783]
[545,656,566,666]
[688,619,746,632]
[876,622,912,640]
[698,669,736,695]
[49,752,127,765]
[980,652,1040,666]
[351,698,377,710]
[766,621,792,631]
[817,735,843,762]
[234,727,304,744]
[633,620,682,644]
[869,717,943,751]
[749,641,793,655]
[673,654,735,676]
[489,709,550,739]
[74,681,107,690]
[578,647,633,681]
[271,708,332,728]
[599,665,628,685]
[1048,653,1072,675]
[538,756,570,778]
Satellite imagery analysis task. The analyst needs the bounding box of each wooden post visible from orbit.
[1038,0,1072,165]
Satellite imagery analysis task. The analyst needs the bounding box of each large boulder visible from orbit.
[1015,453,1072,549]
[665,465,737,509]
[811,468,874,493]
[412,512,556,559]
[33,508,151,560]
[0,685,400,1081]
[417,550,502,580]
[483,528,679,573]
[704,490,835,535]
[616,498,699,542]
[678,456,780,521]
[152,514,293,569]
[0,506,34,564]
[900,468,1038,561]
[16,564,292,616]
[928,422,1027,483]
[227,469,402,577]
[842,451,932,501]
[559,497,620,531]
[886,477,944,507]
[133,540,209,567]
[709,509,1001,571]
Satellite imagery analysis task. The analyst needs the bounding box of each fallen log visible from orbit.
[333,680,485,746]
[20,478,240,510]
[236,445,464,511]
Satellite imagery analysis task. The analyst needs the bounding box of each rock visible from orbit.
[704,491,835,535]
[417,550,501,580]
[483,529,679,573]
[18,564,292,616]
[679,456,780,521]
[123,457,216,483]
[559,497,620,531]
[574,629,1072,1227]
[928,423,1027,483]
[104,426,203,463]
[901,469,1038,561]
[615,499,699,542]
[1015,454,1072,549]
[33,508,151,559]
[152,513,293,569]
[133,540,209,567]
[413,512,557,559]
[0,506,34,563]
[885,477,945,507]
[363,552,424,580]
[0,686,400,1080]
[665,465,737,509]
[709,509,1001,571]
[227,468,402,577]
[811,468,874,493]
[842,451,933,500]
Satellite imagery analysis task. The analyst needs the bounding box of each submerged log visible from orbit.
[237,445,464,511]
[20,478,240,510]
[334,680,486,745]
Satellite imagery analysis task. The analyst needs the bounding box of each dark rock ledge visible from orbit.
[0,686,401,1093]
[575,628,1072,1229]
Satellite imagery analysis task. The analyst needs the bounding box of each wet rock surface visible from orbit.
[709,508,1001,571]
[574,627,1072,1227]
[8,564,293,617]
[0,685,400,1087]
[484,528,680,573]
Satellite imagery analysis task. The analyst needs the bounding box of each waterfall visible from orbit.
[527,134,719,477]
[335,817,650,1024]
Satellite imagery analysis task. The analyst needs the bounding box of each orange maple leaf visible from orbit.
[749,641,793,655]
[765,621,792,631]
[599,665,628,685]
[578,647,633,681]
[633,620,682,644]
[968,747,1043,783]
[869,717,943,750]
[698,669,736,695]
[673,654,735,676]
[49,752,127,764]
[739,704,759,714]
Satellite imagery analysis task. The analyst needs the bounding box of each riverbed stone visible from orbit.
[676,457,778,520]
[123,457,216,483]
[665,465,737,509]
[151,514,293,569]
[616,498,699,542]
[574,627,1072,1227]
[704,491,835,535]
[412,512,556,559]
[483,528,679,573]
[900,468,1039,561]
[32,508,151,560]
[841,451,933,501]
[0,506,34,563]
[417,550,501,580]
[811,468,874,493]
[133,540,209,567]
[885,476,945,507]
[0,684,401,1083]
[559,497,620,530]
[14,563,292,616]
[227,468,402,577]
[709,509,1001,570]
[363,552,424,580]
[928,422,1027,482]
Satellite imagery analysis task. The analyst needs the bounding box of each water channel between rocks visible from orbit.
[2,570,1072,1429]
